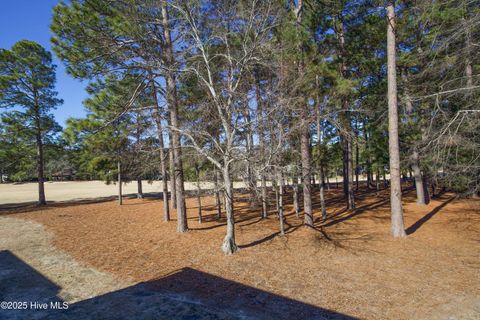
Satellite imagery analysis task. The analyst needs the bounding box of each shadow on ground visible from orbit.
[0,250,356,320]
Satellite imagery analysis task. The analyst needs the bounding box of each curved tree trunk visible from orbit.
[387,1,406,237]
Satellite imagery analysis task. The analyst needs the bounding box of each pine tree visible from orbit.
[0,40,62,205]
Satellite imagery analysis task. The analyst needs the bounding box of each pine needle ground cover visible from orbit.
[3,186,479,319]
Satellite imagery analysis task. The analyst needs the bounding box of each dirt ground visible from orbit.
[1,184,479,319]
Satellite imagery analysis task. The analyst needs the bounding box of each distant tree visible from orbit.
[0,40,62,204]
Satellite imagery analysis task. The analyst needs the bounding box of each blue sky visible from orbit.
[0,0,87,127]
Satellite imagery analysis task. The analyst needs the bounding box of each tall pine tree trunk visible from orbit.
[162,2,187,232]
[387,1,406,237]
[301,128,313,227]
[296,0,313,227]
[316,107,327,220]
[346,135,355,209]
[255,73,268,218]
[243,104,256,202]
[355,128,359,191]
[151,78,170,220]
[34,102,46,206]
[36,131,46,205]
[364,124,372,189]
[336,15,355,209]
[342,136,349,197]
[168,138,176,209]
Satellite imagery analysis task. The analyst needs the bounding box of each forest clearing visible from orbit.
[1,185,479,319]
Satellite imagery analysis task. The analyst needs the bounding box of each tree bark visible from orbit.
[222,166,238,254]
[335,13,356,209]
[162,2,187,232]
[342,136,349,197]
[364,123,373,189]
[320,168,327,221]
[214,168,222,219]
[293,173,300,218]
[401,69,427,205]
[137,178,143,199]
[387,1,406,237]
[465,20,473,88]
[295,0,313,228]
[196,165,202,223]
[150,79,170,220]
[316,108,327,220]
[243,103,256,202]
[255,73,268,218]
[34,98,46,206]
[261,174,268,218]
[168,134,176,209]
[301,128,313,227]
[355,127,359,191]
[117,160,122,206]
[278,170,285,235]
[36,131,46,205]
[411,151,427,205]
[346,136,355,209]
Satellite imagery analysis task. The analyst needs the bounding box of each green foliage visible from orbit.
[0,40,62,181]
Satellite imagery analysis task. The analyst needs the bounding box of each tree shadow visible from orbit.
[405,196,456,235]
[0,250,357,319]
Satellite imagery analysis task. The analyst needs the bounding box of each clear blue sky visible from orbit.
[0,0,87,127]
